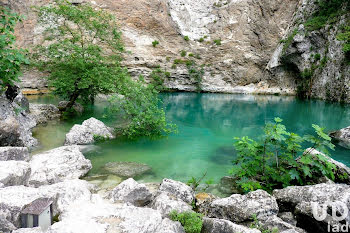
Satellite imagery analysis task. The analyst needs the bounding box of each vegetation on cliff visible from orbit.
[0,7,29,92]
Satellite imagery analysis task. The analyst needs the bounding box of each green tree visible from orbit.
[230,118,336,193]
[107,76,177,139]
[33,1,124,110]
[0,7,29,91]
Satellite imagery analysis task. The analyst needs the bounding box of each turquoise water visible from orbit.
[29,93,350,183]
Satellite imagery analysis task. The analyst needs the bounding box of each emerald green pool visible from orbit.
[29,93,350,184]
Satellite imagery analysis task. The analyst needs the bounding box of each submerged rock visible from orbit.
[330,126,350,149]
[64,117,115,146]
[0,92,37,148]
[29,103,60,125]
[0,161,31,187]
[28,145,92,187]
[0,147,29,161]
[273,183,350,233]
[202,217,261,233]
[158,178,194,204]
[103,161,152,178]
[110,178,153,207]
[206,190,278,223]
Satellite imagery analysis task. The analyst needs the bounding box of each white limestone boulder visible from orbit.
[159,178,194,204]
[28,146,92,187]
[110,178,153,206]
[0,161,31,186]
[64,117,115,145]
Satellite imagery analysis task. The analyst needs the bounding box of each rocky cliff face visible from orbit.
[1,0,349,102]
[1,0,299,95]
[267,0,350,102]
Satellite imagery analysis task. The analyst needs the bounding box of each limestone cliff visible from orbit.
[267,0,350,102]
[2,0,349,102]
[1,0,299,95]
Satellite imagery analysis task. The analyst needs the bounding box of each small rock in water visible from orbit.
[102,161,152,178]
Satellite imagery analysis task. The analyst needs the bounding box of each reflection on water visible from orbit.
[31,93,350,183]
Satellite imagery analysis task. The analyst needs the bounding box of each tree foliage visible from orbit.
[33,1,124,109]
[107,76,177,139]
[230,118,336,193]
[0,7,29,90]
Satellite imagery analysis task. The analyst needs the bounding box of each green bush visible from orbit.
[199,38,204,42]
[184,36,190,41]
[230,118,336,193]
[186,61,204,92]
[181,50,187,57]
[337,24,350,60]
[169,211,203,233]
[0,7,29,91]
[152,40,159,47]
[314,53,321,61]
[213,39,221,46]
[149,68,169,91]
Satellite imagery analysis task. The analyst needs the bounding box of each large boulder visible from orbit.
[273,183,350,233]
[206,190,278,223]
[29,103,60,125]
[0,161,31,187]
[0,147,29,161]
[158,178,194,204]
[202,217,261,233]
[102,161,152,178]
[110,178,153,207]
[150,192,193,217]
[0,179,93,228]
[64,117,115,145]
[330,126,350,149]
[47,198,185,233]
[0,92,37,148]
[28,146,92,187]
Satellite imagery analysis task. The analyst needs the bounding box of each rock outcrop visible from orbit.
[28,146,92,187]
[158,178,194,204]
[110,178,153,207]
[202,217,261,233]
[64,117,115,146]
[47,197,185,233]
[273,183,350,233]
[206,190,278,223]
[330,126,350,149]
[29,103,60,125]
[0,161,31,187]
[0,92,37,148]
[267,0,350,102]
[151,191,193,217]
[0,147,29,161]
